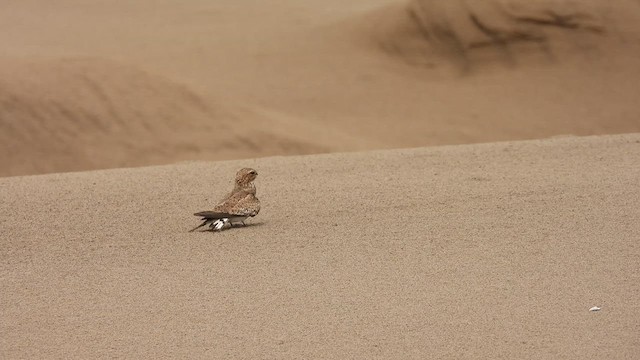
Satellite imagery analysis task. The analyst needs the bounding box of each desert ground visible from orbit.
[2,134,639,358]
[1,0,640,358]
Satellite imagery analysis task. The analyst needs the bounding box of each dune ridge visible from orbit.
[376,0,640,69]
[0,57,330,176]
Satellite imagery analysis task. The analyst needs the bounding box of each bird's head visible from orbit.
[235,168,258,186]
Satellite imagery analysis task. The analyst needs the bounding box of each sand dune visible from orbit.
[1,134,638,358]
[1,0,640,176]
[0,57,332,176]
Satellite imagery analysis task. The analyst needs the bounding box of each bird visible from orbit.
[189,168,261,232]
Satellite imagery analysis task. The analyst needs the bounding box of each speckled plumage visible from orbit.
[189,168,261,232]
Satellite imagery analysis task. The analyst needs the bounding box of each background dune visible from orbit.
[0,57,339,176]
[1,134,638,358]
[390,0,640,69]
[1,0,640,176]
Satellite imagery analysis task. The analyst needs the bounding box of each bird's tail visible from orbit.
[189,219,211,232]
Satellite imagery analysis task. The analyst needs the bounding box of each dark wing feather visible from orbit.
[193,211,236,219]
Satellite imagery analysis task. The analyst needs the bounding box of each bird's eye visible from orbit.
[250,170,257,175]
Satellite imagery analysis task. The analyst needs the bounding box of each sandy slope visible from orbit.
[2,0,640,176]
[0,57,337,176]
[1,134,639,359]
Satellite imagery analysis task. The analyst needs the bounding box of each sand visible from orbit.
[2,0,640,176]
[1,134,639,358]
[1,0,639,358]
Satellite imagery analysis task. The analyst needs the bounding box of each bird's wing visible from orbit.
[210,191,260,216]
[228,193,261,217]
[195,191,260,219]
[193,211,236,219]
[211,190,245,213]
